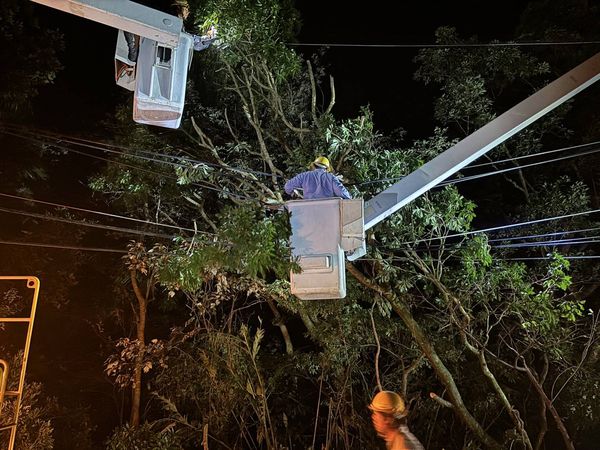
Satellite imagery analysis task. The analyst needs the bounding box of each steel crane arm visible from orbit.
[363,52,600,232]
[31,0,183,46]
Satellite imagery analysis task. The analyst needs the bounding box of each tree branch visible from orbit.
[369,303,383,391]
[521,358,575,450]
[347,263,501,449]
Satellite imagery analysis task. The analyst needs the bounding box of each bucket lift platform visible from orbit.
[288,198,365,300]
[132,32,193,129]
[32,0,193,129]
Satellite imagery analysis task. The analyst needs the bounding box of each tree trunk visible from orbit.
[534,354,549,450]
[265,297,293,354]
[129,269,148,427]
[522,361,575,450]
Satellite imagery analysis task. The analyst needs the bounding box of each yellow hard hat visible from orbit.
[310,156,332,172]
[368,391,407,417]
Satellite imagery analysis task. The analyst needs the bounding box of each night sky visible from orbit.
[294,0,530,134]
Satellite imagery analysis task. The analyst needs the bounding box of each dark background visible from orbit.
[294,0,530,134]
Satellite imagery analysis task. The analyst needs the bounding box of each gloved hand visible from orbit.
[263,191,285,204]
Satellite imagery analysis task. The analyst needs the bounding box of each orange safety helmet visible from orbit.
[310,156,332,172]
[368,391,407,418]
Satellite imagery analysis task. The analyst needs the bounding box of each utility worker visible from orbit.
[192,25,219,51]
[369,391,425,450]
[284,156,351,200]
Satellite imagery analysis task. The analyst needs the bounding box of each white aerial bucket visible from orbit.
[133,32,193,129]
[287,198,365,300]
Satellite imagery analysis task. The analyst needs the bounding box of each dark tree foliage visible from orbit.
[0,1,63,117]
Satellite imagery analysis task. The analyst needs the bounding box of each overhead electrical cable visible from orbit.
[414,234,600,251]
[356,254,600,263]
[1,129,256,202]
[405,239,600,260]
[10,124,600,203]
[492,238,600,249]
[55,144,237,197]
[464,140,600,169]
[0,124,282,180]
[62,134,283,179]
[434,231,600,248]
[395,207,600,246]
[7,128,600,243]
[287,40,600,49]
[0,240,127,253]
[3,128,271,201]
[0,192,199,234]
[504,255,600,260]
[0,206,176,239]
[488,226,600,243]
[352,141,600,188]
[496,235,600,245]
[437,145,600,186]
[2,128,202,182]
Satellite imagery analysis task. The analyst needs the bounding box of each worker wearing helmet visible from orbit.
[369,391,424,450]
[284,156,352,200]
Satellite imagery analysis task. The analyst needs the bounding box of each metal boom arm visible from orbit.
[30,0,183,46]
[363,52,600,232]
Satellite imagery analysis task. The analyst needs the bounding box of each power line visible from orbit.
[0,124,282,180]
[7,128,600,245]
[287,40,600,49]
[495,235,600,246]
[352,141,600,188]
[0,206,176,239]
[65,134,283,180]
[1,129,257,202]
[496,235,600,245]
[14,123,600,204]
[423,234,600,251]
[437,145,600,187]
[2,128,209,187]
[493,237,600,249]
[504,255,600,261]
[488,226,600,243]
[5,127,600,248]
[0,240,126,253]
[1,125,294,213]
[465,140,600,169]
[0,192,199,234]
[397,236,600,260]
[0,238,231,254]
[356,254,600,262]
[396,207,600,246]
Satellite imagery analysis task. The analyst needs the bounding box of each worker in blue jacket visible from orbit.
[284,156,352,200]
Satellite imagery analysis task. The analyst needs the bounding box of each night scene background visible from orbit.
[1,0,600,449]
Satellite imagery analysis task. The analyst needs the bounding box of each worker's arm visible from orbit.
[284,173,306,195]
[332,176,352,199]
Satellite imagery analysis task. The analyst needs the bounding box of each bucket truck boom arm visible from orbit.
[362,52,600,232]
[30,0,183,46]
